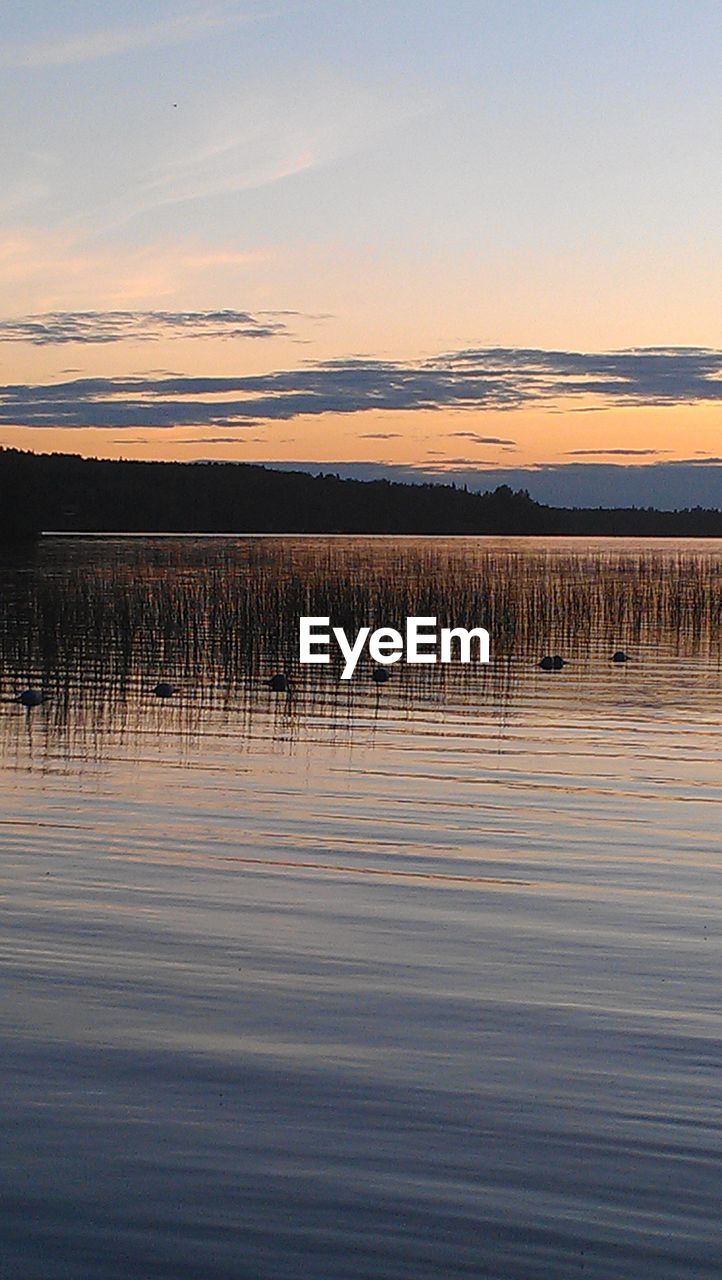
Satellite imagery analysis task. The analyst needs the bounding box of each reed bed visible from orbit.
[1,539,720,702]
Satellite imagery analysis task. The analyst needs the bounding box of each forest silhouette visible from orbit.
[1,447,720,540]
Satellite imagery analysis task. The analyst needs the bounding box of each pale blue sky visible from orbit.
[4,1,720,250]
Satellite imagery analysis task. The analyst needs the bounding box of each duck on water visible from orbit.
[15,689,45,708]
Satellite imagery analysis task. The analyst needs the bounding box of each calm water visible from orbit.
[1,538,720,1280]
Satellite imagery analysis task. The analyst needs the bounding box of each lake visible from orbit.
[1,537,720,1280]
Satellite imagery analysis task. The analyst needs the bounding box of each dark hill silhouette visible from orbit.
[1,447,720,539]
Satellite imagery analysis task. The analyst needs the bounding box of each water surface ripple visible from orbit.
[1,538,720,1279]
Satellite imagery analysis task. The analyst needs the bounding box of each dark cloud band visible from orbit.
[0,345,720,427]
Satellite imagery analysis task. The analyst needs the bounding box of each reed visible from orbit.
[1,539,719,712]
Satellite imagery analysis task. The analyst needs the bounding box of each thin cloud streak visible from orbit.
[177,435,268,444]
[450,432,517,445]
[0,5,244,69]
[0,230,274,313]
[566,448,671,457]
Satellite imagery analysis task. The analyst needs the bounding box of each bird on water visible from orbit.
[538,655,565,670]
[153,682,176,699]
[372,666,390,684]
[16,689,44,707]
[267,673,288,692]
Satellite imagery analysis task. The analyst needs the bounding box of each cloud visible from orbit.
[0,5,242,69]
[357,432,403,439]
[449,432,517,445]
[566,448,670,457]
[0,229,272,313]
[0,310,292,345]
[79,71,424,233]
[662,456,722,466]
[0,345,721,429]
[440,345,722,407]
[178,435,268,444]
[418,456,503,466]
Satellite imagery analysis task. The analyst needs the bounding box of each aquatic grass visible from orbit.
[0,540,719,711]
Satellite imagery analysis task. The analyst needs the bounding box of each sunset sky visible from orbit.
[1,0,720,507]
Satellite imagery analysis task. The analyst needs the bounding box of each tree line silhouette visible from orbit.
[1,447,720,540]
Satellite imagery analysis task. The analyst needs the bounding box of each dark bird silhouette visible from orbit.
[539,655,565,670]
[612,651,630,663]
[268,673,288,692]
[372,666,390,684]
[153,682,176,699]
[16,688,44,707]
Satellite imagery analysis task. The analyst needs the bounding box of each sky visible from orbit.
[1,0,720,508]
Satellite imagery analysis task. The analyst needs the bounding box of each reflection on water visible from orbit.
[1,538,720,1279]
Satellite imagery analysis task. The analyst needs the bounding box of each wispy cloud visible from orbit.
[111,429,266,444]
[449,432,517,445]
[422,456,502,467]
[93,73,424,228]
[0,310,293,345]
[0,346,720,429]
[0,5,243,70]
[566,448,671,457]
[176,435,268,444]
[665,456,722,466]
[0,230,272,312]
